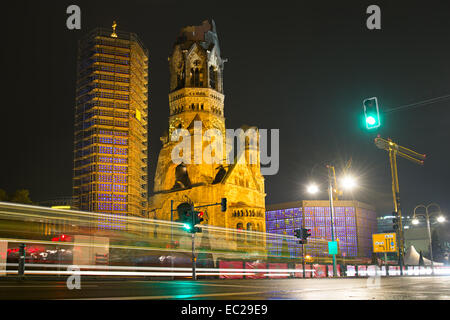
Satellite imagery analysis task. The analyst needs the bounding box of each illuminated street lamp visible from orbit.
[340,176,357,190]
[412,203,444,275]
[307,166,358,277]
[307,183,319,194]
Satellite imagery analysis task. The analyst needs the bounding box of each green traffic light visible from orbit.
[363,97,381,130]
[183,223,191,230]
[366,116,376,125]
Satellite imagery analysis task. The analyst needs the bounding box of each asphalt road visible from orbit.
[1,276,450,300]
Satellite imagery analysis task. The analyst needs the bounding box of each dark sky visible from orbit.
[2,0,450,217]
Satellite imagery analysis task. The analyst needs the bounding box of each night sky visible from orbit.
[3,0,450,217]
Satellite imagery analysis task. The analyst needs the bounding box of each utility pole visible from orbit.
[375,136,426,276]
[327,165,337,277]
[170,200,174,280]
[192,232,196,280]
[301,206,306,278]
[18,243,25,279]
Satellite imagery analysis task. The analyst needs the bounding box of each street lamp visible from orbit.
[412,203,444,275]
[307,165,357,277]
[340,176,357,190]
[307,183,319,195]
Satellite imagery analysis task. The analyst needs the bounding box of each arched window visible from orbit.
[246,223,254,243]
[236,222,244,242]
[209,66,217,89]
[190,61,203,87]
[177,70,185,89]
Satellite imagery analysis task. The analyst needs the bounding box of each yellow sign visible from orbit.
[372,233,397,253]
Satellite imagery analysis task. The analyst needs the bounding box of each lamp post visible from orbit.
[327,165,338,277]
[411,203,445,275]
[306,165,357,278]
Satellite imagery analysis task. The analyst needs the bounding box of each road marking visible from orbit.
[67,290,270,300]
[0,285,98,288]
[124,280,285,289]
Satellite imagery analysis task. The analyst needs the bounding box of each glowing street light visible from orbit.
[307,184,319,194]
[340,176,357,190]
[412,203,444,275]
[305,165,359,278]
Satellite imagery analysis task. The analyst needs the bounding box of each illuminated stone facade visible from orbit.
[149,20,266,233]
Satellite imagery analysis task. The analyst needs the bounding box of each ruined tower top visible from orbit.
[169,19,224,93]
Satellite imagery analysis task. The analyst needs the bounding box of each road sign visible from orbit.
[372,233,397,253]
[328,241,338,255]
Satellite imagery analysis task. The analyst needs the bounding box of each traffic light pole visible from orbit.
[375,136,426,277]
[301,206,306,278]
[177,199,226,281]
[192,232,196,281]
[389,149,404,276]
[191,211,197,280]
[170,200,174,280]
[301,243,306,278]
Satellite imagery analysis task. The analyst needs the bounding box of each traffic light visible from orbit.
[392,211,399,230]
[294,228,312,244]
[363,97,381,130]
[176,202,203,233]
[302,228,312,243]
[294,228,304,244]
[221,198,227,212]
[192,211,204,233]
[177,202,194,232]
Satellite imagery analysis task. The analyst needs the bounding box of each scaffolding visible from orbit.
[73,25,148,226]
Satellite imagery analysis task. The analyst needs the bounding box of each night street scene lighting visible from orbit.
[2,1,450,310]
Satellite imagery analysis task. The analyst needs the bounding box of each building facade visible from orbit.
[266,200,377,258]
[73,25,148,226]
[376,214,414,234]
[149,20,266,233]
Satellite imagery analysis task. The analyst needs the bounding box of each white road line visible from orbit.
[71,291,270,300]
[0,285,98,288]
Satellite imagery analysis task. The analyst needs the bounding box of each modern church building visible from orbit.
[266,200,377,258]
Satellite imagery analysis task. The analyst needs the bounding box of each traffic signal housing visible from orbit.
[294,228,312,244]
[392,211,399,230]
[192,210,204,233]
[302,228,312,243]
[363,97,381,130]
[221,198,227,212]
[176,202,204,233]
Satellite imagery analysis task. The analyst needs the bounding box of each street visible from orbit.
[1,276,450,300]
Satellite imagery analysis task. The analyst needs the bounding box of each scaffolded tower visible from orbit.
[73,23,148,227]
